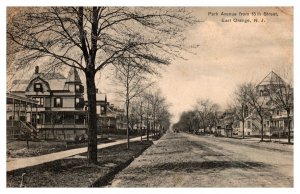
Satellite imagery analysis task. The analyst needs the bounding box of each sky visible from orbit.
[155,7,293,124]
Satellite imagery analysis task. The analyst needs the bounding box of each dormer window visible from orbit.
[34,83,43,92]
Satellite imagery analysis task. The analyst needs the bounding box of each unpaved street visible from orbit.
[110,131,293,187]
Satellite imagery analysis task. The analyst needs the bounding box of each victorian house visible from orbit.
[8,66,87,140]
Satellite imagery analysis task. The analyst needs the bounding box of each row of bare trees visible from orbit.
[128,89,171,141]
[173,99,220,133]
[111,60,172,148]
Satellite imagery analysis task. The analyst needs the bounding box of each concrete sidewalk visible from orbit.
[7,136,146,172]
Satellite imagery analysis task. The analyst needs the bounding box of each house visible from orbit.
[9,66,87,140]
[239,71,293,137]
[216,110,234,137]
[8,66,134,140]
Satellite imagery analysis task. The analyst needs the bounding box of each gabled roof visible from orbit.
[258,71,286,86]
[10,68,83,92]
[11,72,67,92]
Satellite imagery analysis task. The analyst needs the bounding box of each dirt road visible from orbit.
[110,131,293,187]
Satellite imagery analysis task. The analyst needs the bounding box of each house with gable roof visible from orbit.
[237,71,293,138]
[9,66,88,140]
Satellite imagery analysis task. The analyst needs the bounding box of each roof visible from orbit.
[10,80,30,91]
[47,79,68,90]
[258,71,286,86]
[40,73,66,80]
[7,92,38,104]
[10,68,83,92]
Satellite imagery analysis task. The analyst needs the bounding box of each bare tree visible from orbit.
[142,91,153,141]
[174,110,195,133]
[157,108,172,134]
[246,83,271,141]
[194,99,220,134]
[7,7,197,163]
[148,90,166,138]
[231,83,250,139]
[113,58,155,149]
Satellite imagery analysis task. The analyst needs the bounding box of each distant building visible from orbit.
[216,110,234,137]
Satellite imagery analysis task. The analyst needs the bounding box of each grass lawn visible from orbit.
[6,135,127,159]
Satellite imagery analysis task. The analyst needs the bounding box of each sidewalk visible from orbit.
[7,136,146,172]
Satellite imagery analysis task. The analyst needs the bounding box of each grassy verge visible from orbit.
[7,138,114,158]
[7,141,153,187]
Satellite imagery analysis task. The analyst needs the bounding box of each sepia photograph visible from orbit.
[3,0,296,190]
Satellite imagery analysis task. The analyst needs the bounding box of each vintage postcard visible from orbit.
[5,5,293,189]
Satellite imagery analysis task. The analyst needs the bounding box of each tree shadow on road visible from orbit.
[130,160,270,173]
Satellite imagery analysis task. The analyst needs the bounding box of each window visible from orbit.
[75,98,84,108]
[54,97,63,107]
[34,83,43,92]
[33,97,44,107]
[100,105,106,115]
[266,121,270,127]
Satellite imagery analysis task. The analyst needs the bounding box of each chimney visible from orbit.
[35,66,39,74]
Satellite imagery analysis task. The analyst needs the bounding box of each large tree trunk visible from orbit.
[86,70,98,164]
